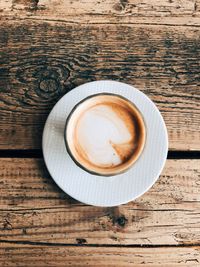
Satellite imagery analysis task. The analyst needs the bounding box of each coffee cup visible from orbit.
[64,93,146,176]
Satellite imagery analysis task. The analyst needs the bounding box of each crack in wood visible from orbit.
[1,239,200,248]
[1,17,200,28]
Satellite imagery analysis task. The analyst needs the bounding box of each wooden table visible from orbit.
[0,0,200,266]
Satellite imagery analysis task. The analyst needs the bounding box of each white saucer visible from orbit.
[42,81,168,207]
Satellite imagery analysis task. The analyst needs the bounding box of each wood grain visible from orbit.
[1,1,200,266]
[1,158,200,245]
[0,20,200,150]
[1,0,200,26]
[1,243,200,266]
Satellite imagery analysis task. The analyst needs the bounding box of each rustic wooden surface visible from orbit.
[0,0,200,266]
[0,20,200,150]
[2,0,200,26]
[1,244,200,266]
[0,158,200,265]
[1,158,200,246]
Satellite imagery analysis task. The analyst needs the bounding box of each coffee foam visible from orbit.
[66,94,145,175]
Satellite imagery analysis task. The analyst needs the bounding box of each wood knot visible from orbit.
[39,78,58,93]
[14,61,71,106]
[34,66,70,100]
[114,215,128,227]
[113,0,128,11]
[12,0,39,11]
[3,218,12,230]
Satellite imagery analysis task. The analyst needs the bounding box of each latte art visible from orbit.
[65,94,146,176]
[75,104,136,167]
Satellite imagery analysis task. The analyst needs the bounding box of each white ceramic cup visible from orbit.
[64,93,146,176]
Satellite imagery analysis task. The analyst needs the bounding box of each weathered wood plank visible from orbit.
[0,20,200,150]
[1,0,200,26]
[0,158,200,245]
[0,243,200,266]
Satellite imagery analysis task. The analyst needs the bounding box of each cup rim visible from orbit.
[64,92,146,176]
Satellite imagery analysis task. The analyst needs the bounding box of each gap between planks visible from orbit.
[0,150,200,159]
[1,239,200,248]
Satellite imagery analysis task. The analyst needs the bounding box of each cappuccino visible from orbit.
[65,93,146,176]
